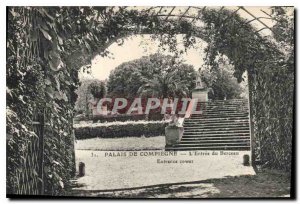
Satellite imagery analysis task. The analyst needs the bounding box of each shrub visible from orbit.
[74,113,164,123]
[74,121,168,139]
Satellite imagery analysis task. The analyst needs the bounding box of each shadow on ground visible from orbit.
[66,169,291,198]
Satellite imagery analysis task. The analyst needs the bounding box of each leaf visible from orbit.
[45,78,52,85]
[59,180,64,189]
[55,75,60,91]
[58,36,63,45]
[84,41,92,53]
[46,87,54,99]
[52,160,60,165]
[40,28,52,41]
[62,93,68,102]
[32,169,38,176]
[49,52,63,71]
[10,9,18,17]
[54,91,62,100]
[49,60,60,71]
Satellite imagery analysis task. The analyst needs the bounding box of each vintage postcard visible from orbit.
[6,6,294,198]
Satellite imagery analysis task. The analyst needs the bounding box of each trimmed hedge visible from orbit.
[74,113,164,123]
[74,121,168,139]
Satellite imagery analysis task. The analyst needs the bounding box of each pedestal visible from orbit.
[192,88,208,102]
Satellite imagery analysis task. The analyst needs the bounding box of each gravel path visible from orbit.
[73,149,255,191]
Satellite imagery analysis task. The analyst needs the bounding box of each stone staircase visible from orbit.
[166,99,251,151]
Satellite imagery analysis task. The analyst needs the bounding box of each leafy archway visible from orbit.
[7,6,294,195]
[74,6,293,171]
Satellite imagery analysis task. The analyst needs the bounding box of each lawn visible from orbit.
[75,136,165,151]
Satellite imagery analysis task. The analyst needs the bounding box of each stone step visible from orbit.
[191,113,249,119]
[173,99,251,151]
[196,104,244,106]
[184,131,250,135]
[185,122,249,125]
[192,112,246,116]
[184,127,249,131]
[183,134,250,138]
[187,116,249,119]
[198,101,248,105]
[181,138,250,142]
[185,124,250,128]
[183,130,250,134]
[196,107,248,110]
[184,123,249,130]
[176,142,250,147]
[182,137,250,141]
[182,133,250,138]
[184,122,249,127]
[191,113,245,116]
[181,136,250,143]
[196,106,247,110]
[185,119,249,123]
[204,103,247,106]
[203,109,248,112]
[183,132,250,137]
[196,111,249,114]
[181,139,250,144]
[196,102,246,105]
[183,127,250,132]
[186,116,249,120]
[185,125,248,129]
[197,100,246,103]
[165,146,250,151]
[192,113,249,117]
[185,121,249,126]
[199,109,249,113]
[206,99,246,102]
[183,118,249,122]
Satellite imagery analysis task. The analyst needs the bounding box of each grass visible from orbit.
[75,136,165,151]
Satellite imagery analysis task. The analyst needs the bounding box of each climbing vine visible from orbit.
[7,6,294,195]
[6,6,167,196]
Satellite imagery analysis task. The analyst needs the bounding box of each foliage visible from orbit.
[144,7,294,171]
[75,112,164,123]
[271,7,294,47]
[195,8,293,171]
[88,80,106,99]
[7,6,294,197]
[75,79,105,114]
[7,7,81,195]
[7,6,130,195]
[251,7,294,171]
[107,54,197,98]
[74,121,168,139]
[6,6,169,195]
[200,56,244,100]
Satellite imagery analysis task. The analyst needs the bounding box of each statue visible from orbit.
[192,70,208,102]
[195,72,204,89]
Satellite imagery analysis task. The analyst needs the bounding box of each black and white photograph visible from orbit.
[5,4,295,199]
